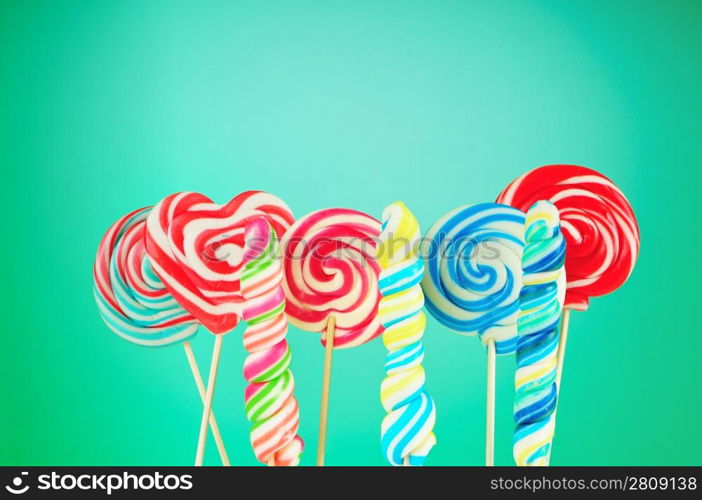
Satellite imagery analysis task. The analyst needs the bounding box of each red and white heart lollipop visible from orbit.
[145,190,294,333]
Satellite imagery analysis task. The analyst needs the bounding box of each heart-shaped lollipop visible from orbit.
[145,190,295,333]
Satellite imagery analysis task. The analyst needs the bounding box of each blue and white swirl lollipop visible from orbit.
[421,203,526,351]
[421,202,525,465]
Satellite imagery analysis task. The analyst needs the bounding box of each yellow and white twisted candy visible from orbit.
[378,202,436,466]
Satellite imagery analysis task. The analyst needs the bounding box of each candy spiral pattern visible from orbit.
[513,201,566,466]
[94,207,199,346]
[281,208,383,349]
[497,164,640,311]
[378,202,436,466]
[241,218,304,466]
[420,203,526,354]
[145,191,295,333]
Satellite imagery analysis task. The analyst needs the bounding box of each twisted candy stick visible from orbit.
[513,201,566,466]
[421,202,525,465]
[280,208,383,465]
[377,202,436,466]
[241,218,303,466]
[93,207,229,464]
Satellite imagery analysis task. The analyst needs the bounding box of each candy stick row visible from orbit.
[92,164,639,466]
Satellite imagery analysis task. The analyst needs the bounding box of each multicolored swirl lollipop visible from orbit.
[377,202,436,466]
[93,207,229,464]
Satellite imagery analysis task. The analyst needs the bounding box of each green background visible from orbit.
[1,0,700,466]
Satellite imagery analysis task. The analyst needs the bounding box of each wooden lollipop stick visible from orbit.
[195,335,224,466]
[486,338,496,466]
[547,307,573,465]
[404,457,410,466]
[316,316,335,466]
[183,341,230,466]
[555,308,571,389]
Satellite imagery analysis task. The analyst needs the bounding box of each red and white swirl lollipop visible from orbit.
[497,164,639,311]
[145,190,294,466]
[497,164,640,461]
[280,208,383,464]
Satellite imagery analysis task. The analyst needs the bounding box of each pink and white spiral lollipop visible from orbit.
[281,208,383,348]
[280,208,383,465]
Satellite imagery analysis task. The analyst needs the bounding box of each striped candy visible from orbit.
[378,202,436,466]
[93,207,199,346]
[420,203,526,354]
[241,218,304,466]
[497,164,640,311]
[513,201,566,466]
[145,191,295,333]
[280,208,383,349]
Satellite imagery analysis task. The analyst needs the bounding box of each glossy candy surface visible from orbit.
[145,191,294,333]
[377,202,436,466]
[497,164,639,310]
[421,203,526,354]
[280,208,383,349]
[94,207,199,346]
[513,201,566,466]
[241,218,303,466]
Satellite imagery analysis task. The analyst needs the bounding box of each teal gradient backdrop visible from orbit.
[1,0,700,465]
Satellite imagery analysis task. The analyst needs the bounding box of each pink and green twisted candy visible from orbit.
[241,218,303,465]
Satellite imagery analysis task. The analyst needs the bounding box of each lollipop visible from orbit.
[93,207,229,464]
[513,201,566,466]
[421,202,525,465]
[145,190,294,465]
[377,202,436,466]
[241,218,304,466]
[497,164,639,311]
[497,164,640,462]
[145,191,294,333]
[281,208,383,465]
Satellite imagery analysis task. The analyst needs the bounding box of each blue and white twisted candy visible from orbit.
[93,207,199,346]
[377,202,437,466]
[513,201,566,465]
[420,203,526,354]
